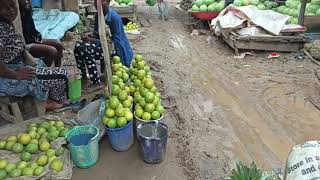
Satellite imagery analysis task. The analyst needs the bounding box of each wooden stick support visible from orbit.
[298,0,307,26]
[97,0,113,94]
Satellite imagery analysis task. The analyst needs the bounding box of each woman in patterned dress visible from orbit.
[0,0,68,110]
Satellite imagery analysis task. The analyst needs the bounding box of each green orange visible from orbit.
[142,112,151,120]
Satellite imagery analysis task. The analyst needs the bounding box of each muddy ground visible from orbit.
[56,2,320,179]
[117,2,320,179]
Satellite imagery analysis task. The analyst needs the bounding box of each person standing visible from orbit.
[158,0,169,21]
[74,0,133,85]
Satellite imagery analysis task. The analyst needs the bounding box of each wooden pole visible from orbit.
[97,0,112,94]
[13,0,24,39]
[298,0,307,26]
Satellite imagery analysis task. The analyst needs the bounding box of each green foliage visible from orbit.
[225,161,269,180]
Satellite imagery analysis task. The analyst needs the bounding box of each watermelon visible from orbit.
[306,12,316,15]
[311,0,320,5]
[233,0,242,6]
[283,7,290,14]
[292,17,298,24]
[205,0,214,6]
[264,1,273,9]
[216,1,224,11]
[211,2,218,10]
[199,4,208,11]
[317,8,320,15]
[277,5,286,13]
[251,0,259,5]
[257,3,266,9]
[242,0,251,6]
[123,0,131,4]
[308,4,320,13]
[192,5,200,11]
[195,0,204,7]
[208,4,215,11]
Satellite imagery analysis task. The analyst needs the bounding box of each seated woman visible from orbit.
[74,0,133,85]
[18,0,64,67]
[0,0,68,110]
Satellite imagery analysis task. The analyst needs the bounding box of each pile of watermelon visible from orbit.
[232,0,278,10]
[191,0,225,12]
[274,0,320,24]
[114,0,134,7]
[231,0,320,24]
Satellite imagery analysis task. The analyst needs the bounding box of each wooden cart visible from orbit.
[112,5,137,22]
[223,32,306,54]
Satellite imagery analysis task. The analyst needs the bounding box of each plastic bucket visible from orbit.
[65,125,100,168]
[32,0,42,7]
[105,120,134,151]
[68,69,82,102]
[137,121,168,164]
[134,112,163,138]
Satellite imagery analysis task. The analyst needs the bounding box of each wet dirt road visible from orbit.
[132,3,320,179]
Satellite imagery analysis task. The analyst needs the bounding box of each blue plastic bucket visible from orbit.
[65,125,100,168]
[32,0,42,8]
[106,120,134,151]
[137,121,168,164]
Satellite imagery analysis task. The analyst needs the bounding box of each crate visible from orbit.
[112,5,137,22]
[223,32,306,54]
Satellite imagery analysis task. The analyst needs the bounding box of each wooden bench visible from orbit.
[0,96,45,123]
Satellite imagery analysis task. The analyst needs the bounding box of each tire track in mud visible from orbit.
[151,58,201,180]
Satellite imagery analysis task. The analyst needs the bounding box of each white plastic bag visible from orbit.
[76,99,106,138]
[285,141,320,180]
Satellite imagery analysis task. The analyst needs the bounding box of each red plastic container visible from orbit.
[192,12,220,20]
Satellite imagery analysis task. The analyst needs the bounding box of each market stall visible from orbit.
[184,0,320,53]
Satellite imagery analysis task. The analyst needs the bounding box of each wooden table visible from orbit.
[112,5,137,22]
[223,32,306,54]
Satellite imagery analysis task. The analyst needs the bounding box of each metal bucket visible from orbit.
[65,125,100,168]
[137,121,168,164]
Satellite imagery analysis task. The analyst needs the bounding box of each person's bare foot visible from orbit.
[59,99,70,105]
[46,99,63,111]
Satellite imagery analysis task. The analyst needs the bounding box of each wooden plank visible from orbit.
[13,0,24,39]
[234,40,302,52]
[0,97,10,105]
[62,0,79,12]
[112,5,135,14]
[304,16,320,31]
[43,0,63,10]
[10,102,23,123]
[235,35,305,42]
[112,5,137,22]
[97,0,112,94]
[0,111,16,124]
